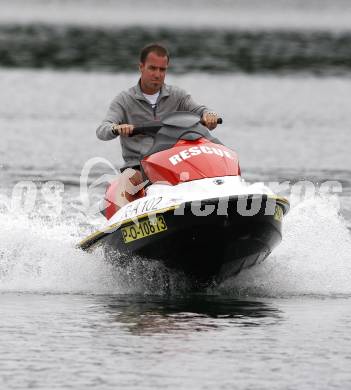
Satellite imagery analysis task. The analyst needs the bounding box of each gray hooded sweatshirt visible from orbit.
[96,81,210,169]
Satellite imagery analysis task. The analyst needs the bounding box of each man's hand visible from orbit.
[112,123,134,136]
[201,111,219,130]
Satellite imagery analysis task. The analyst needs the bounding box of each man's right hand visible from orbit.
[112,123,134,136]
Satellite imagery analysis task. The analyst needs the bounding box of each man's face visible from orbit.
[139,52,168,94]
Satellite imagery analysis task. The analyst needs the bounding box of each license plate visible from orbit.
[121,215,167,243]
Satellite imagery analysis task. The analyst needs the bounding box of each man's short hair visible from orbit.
[140,43,170,64]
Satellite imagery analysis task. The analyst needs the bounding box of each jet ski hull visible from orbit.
[79,195,288,284]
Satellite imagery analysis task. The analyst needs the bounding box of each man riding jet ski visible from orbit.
[79,112,289,284]
[95,43,219,211]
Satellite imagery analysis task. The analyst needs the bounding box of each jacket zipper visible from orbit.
[152,104,157,119]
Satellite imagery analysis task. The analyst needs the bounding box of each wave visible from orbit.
[220,195,351,297]
[1,194,350,296]
[0,210,189,294]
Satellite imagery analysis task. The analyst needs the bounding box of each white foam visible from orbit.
[220,195,351,297]
[0,212,111,294]
[0,211,188,294]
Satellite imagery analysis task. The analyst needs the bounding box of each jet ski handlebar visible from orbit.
[132,117,222,136]
[132,122,163,135]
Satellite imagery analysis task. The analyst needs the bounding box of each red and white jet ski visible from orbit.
[79,112,289,284]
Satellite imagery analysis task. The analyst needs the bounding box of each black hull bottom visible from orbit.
[81,196,286,285]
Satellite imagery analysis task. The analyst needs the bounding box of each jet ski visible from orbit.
[79,112,289,285]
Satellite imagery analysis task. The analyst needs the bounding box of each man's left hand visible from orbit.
[202,111,219,130]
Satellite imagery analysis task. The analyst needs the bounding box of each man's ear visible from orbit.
[139,62,143,72]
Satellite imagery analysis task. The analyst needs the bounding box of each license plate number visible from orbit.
[121,215,167,243]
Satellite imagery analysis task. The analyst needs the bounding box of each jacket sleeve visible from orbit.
[96,94,127,141]
[178,89,212,118]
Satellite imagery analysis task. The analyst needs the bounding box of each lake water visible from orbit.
[1,1,351,388]
[1,294,351,389]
